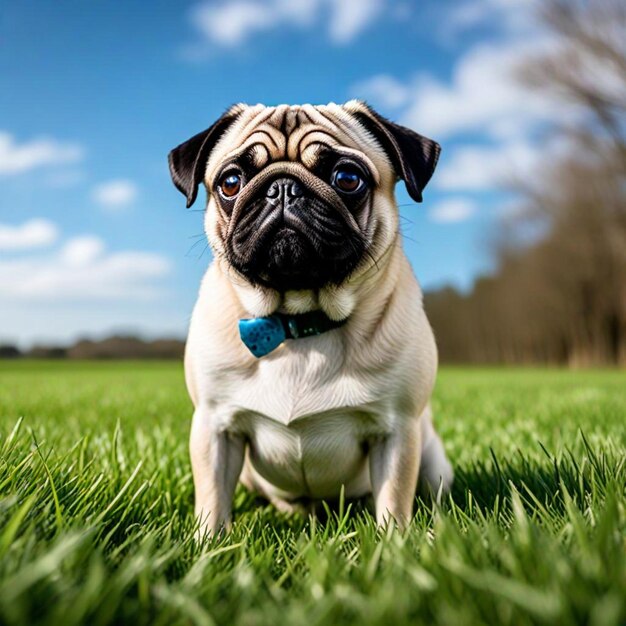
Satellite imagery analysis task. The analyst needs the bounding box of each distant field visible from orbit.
[0,361,624,625]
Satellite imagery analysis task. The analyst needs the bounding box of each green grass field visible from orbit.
[0,361,624,626]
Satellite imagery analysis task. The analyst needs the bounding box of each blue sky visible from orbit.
[0,0,554,346]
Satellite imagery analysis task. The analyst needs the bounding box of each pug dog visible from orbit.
[168,101,453,537]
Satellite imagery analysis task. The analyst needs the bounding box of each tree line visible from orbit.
[0,336,185,360]
[426,0,626,366]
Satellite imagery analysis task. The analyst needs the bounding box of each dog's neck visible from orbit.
[219,235,403,325]
[238,309,349,357]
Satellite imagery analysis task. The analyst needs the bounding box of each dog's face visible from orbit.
[169,101,440,312]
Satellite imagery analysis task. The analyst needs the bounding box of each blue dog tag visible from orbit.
[238,315,287,358]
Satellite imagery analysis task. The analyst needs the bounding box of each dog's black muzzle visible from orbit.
[226,175,366,292]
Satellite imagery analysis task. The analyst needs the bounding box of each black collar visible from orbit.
[277,310,347,340]
[238,310,347,358]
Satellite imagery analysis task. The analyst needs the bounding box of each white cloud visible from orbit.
[353,38,564,141]
[0,229,171,302]
[92,179,138,210]
[0,132,83,175]
[60,236,106,266]
[188,0,383,49]
[0,219,59,251]
[351,74,410,109]
[402,40,559,139]
[191,1,277,47]
[445,1,491,33]
[441,0,537,41]
[429,198,476,223]
[436,140,539,192]
[328,0,383,44]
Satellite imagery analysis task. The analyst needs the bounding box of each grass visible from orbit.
[0,360,624,626]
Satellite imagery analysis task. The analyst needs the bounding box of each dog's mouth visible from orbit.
[261,226,316,289]
[228,218,365,292]
[225,177,367,292]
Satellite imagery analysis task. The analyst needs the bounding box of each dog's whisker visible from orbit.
[200,243,212,259]
[185,238,210,257]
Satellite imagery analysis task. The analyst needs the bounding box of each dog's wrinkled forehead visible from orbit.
[206,102,385,183]
[168,100,440,208]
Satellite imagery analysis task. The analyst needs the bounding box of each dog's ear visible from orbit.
[347,101,441,203]
[168,106,243,208]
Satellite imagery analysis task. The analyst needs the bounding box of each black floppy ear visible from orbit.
[349,102,441,203]
[168,107,242,208]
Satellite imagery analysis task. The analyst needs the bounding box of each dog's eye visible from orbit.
[332,168,363,193]
[219,173,241,198]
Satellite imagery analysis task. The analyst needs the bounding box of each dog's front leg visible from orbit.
[190,407,245,538]
[369,420,421,529]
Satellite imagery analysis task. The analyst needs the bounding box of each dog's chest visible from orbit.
[227,337,392,425]
[217,340,395,497]
[238,407,381,498]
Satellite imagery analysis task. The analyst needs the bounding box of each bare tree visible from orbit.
[426,0,626,366]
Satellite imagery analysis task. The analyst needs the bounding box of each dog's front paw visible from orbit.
[419,434,454,502]
[194,512,231,544]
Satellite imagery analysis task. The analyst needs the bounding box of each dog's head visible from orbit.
[169,101,439,315]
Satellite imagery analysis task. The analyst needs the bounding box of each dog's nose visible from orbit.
[266,177,304,200]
